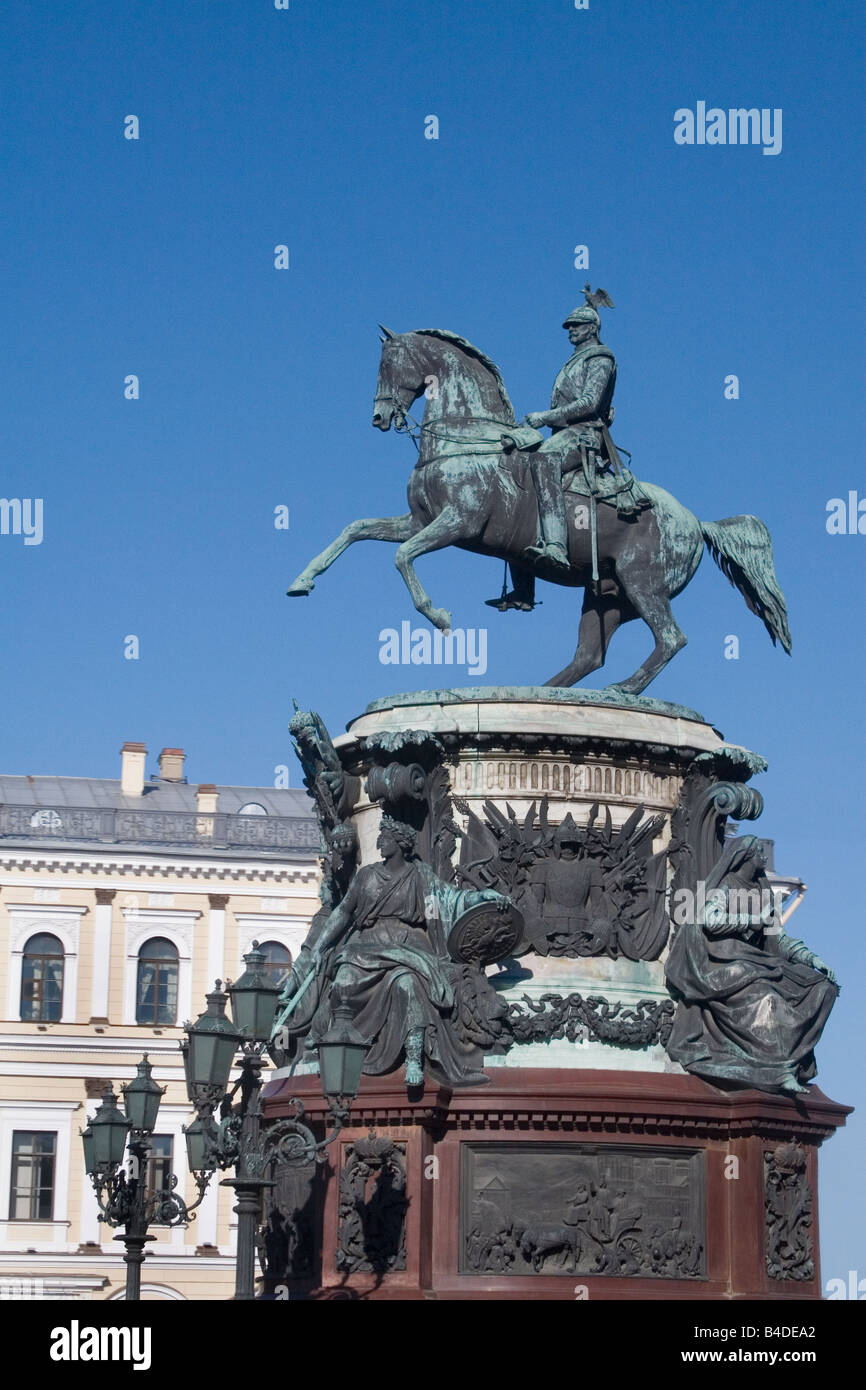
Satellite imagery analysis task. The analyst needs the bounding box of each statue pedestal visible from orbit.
[262,690,849,1299]
[335,688,735,1076]
[261,1069,850,1300]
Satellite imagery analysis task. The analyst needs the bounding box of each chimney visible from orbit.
[196,784,218,814]
[158,748,186,782]
[196,784,218,838]
[120,742,147,797]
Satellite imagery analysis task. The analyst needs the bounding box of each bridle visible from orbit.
[373,387,521,465]
[374,337,517,458]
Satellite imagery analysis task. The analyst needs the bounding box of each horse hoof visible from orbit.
[428,609,452,633]
[287,581,314,597]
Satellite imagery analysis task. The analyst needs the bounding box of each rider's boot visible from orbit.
[524,455,570,572]
[485,565,537,612]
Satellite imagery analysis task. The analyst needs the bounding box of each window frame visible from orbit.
[19,931,65,1022]
[122,910,196,1028]
[145,1134,175,1225]
[256,938,293,990]
[8,1129,57,1221]
[135,936,180,1027]
[5,906,84,1026]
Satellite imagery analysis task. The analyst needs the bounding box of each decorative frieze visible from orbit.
[502,992,675,1050]
[451,757,675,807]
[764,1142,814,1281]
[461,1142,705,1279]
[336,1134,407,1275]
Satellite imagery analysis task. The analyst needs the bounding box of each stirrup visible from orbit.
[485,591,534,612]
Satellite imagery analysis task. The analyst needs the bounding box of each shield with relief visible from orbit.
[448,902,524,967]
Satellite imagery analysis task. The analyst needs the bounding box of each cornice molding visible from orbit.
[264,1069,851,1147]
[0,853,319,883]
[0,1032,189,1055]
[5,903,88,917]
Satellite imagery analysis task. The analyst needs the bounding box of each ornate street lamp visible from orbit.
[121,1055,164,1133]
[179,958,371,1300]
[228,941,282,1043]
[84,1085,129,1177]
[182,1114,217,1177]
[80,1068,209,1301]
[318,993,368,1102]
[185,982,244,1110]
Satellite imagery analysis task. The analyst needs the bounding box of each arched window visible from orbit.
[20,933,64,1022]
[257,940,292,989]
[136,938,179,1026]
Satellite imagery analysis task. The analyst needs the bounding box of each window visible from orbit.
[146,1135,174,1223]
[238,802,267,816]
[9,1131,56,1219]
[136,938,179,1025]
[258,940,292,989]
[20,933,64,1022]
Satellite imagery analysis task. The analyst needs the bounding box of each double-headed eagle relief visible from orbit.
[287,287,791,695]
[455,797,669,962]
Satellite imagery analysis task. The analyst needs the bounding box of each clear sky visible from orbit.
[1,1,863,1283]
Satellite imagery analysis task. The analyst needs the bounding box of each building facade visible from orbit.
[0,742,318,1300]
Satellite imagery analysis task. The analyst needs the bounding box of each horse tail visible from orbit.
[700,515,792,653]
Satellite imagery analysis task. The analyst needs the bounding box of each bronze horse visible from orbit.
[287,329,791,694]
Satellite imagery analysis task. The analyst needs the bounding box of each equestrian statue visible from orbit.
[287,288,791,695]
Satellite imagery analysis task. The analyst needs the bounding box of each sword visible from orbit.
[600,422,625,478]
[581,449,600,585]
[270,964,319,1042]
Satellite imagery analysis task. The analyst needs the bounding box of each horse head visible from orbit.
[372,327,428,432]
[372,327,517,435]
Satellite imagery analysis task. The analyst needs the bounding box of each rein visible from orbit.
[373,391,521,468]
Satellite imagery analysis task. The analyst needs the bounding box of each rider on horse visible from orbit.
[523,287,649,572]
[488,287,650,609]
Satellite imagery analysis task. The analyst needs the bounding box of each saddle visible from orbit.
[564,462,653,517]
[500,423,652,519]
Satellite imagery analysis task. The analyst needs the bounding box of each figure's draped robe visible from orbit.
[665,908,838,1091]
[305,860,504,1087]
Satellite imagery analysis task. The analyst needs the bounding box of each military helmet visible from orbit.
[563,284,613,331]
[562,304,601,330]
[553,813,583,848]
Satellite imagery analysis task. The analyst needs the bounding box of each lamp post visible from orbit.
[80,1057,210,1301]
[181,943,369,1300]
[82,945,369,1300]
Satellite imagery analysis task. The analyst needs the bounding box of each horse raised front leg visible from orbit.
[394,506,465,632]
[287,514,416,595]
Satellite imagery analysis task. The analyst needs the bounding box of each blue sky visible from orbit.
[1,1,863,1281]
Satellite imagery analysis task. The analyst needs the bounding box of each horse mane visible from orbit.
[412,329,516,424]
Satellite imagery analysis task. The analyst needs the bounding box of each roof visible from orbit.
[0,775,319,859]
[0,775,311,817]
